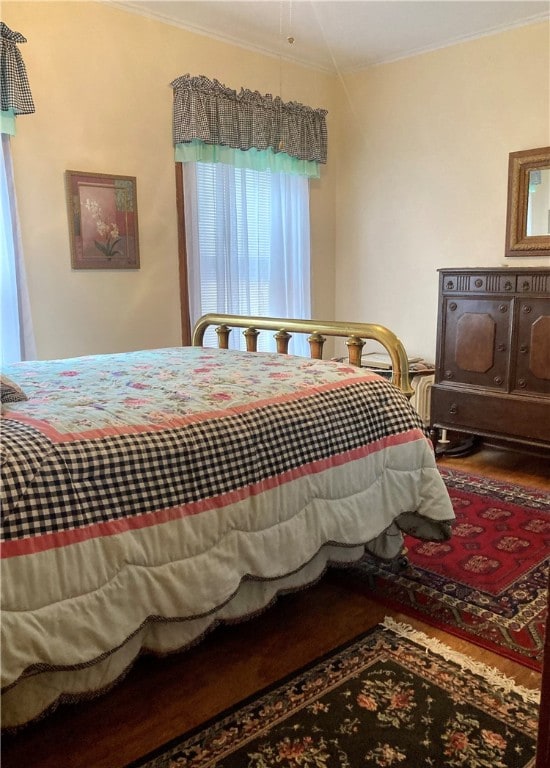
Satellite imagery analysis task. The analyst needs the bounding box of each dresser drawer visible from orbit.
[441,273,516,294]
[517,273,550,295]
[430,385,550,444]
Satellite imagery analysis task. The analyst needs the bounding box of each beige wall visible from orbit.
[4,4,550,363]
[334,21,550,361]
[4,1,337,359]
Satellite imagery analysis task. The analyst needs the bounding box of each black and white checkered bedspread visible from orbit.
[1,354,423,544]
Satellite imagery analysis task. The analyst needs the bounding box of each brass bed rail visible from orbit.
[192,314,413,397]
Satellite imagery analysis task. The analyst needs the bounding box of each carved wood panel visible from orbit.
[441,298,511,390]
[455,313,496,372]
[514,299,550,394]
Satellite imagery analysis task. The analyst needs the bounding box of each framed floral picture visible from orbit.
[65,170,140,269]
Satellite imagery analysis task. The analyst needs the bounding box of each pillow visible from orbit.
[0,374,28,404]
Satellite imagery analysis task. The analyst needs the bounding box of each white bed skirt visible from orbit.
[2,540,366,729]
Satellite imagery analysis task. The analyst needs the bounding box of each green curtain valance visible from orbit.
[0,22,35,136]
[0,109,16,136]
[174,140,321,178]
[171,74,327,172]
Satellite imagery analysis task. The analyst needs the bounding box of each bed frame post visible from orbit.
[243,327,260,352]
[346,335,365,367]
[275,330,291,354]
[308,333,326,360]
[216,325,231,349]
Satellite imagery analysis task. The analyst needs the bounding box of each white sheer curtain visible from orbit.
[183,161,311,355]
[1,133,35,365]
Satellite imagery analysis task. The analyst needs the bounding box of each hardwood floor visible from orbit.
[439,443,550,488]
[2,447,548,768]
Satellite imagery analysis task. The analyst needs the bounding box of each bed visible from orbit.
[0,314,454,730]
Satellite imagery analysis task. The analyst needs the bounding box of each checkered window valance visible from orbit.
[171,74,327,164]
[0,23,34,116]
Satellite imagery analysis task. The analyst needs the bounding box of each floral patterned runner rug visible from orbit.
[347,467,550,671]
[126,618,539,768]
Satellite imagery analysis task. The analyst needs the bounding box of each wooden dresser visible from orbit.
[430,267,550,453]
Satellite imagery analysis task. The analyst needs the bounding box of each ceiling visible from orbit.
[112,0,550,72]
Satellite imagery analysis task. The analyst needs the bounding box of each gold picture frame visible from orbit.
[505,147,550,258]
[65,170,140,269]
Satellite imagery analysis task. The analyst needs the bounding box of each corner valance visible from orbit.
[0,22,35,136]
[171,74,327,175]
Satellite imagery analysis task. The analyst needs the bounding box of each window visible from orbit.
[0,134,34,365]
[183,161,311,354]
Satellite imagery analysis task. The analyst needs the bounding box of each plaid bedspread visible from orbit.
[0,346,454,728]
[2,347,427,551]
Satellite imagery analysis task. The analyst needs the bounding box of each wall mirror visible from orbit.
[505,146,550,257]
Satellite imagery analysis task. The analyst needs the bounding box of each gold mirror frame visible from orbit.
[505,146,550,258]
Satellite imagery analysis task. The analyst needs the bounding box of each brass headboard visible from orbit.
[192,314,413,397]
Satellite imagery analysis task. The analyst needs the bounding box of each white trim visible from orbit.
[382,615,541,705]
[104,2,549,74]
[105,0,328,72]
[365,12,550,70]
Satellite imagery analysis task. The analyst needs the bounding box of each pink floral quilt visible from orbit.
[0,346,454,728]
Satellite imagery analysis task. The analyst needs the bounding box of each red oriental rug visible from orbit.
[348,467,550,671]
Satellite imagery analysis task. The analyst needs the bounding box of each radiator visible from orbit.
[410,374,435,426]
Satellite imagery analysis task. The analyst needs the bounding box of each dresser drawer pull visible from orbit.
[449,302,457,311]
[504,281,513,291]
[519,344,528,354]
[449,404,458,415]
[444,370,454,380]
[497,343,506,352]
[522,305,532,314]
[499,304,508,313]
[474,278,483,288]
[522,281,530,291]
[518,378,527,389]
[494,376,503,385]
[445,280,454,290]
